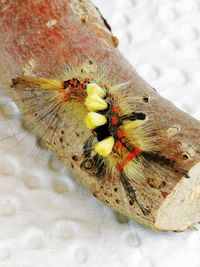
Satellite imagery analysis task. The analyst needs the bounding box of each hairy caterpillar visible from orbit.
[7,63,189,227]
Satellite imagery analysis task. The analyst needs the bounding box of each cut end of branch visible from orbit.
[155,162,200,231]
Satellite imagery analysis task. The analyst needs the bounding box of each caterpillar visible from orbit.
[8,63,189,227]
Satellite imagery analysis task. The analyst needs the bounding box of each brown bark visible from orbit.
[0,0,200,231]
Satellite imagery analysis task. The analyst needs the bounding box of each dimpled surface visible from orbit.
[0,0,200,266]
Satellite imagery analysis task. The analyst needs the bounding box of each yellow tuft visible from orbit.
[124,120,144,130]
[85,94,108,111]
[35,78,63,90]
[12,77,62,90]
[85,112,107,129]
[94,136,115,157]
[124,120,157,152]
[87,83,106,98]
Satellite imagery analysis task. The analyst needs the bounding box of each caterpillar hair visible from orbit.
[9,63,189,221]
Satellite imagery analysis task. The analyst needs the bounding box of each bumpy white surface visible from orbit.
[0,0,200,266]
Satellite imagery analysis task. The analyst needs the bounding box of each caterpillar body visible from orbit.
[9,63,189,229]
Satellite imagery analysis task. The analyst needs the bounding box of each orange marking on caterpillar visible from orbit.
[116,129,124,139]
[116,146,142,172]
[57,88,69,101]
[114,140,122,149]
[104,83,108,90]
[125,147,142,161]
[116,162,125,172]
[111,105,118,113]
[59,78,89,103]
[78,84,84,91]
[111,116,118,125]
[110,94,114,100]
[121,137,127,144]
